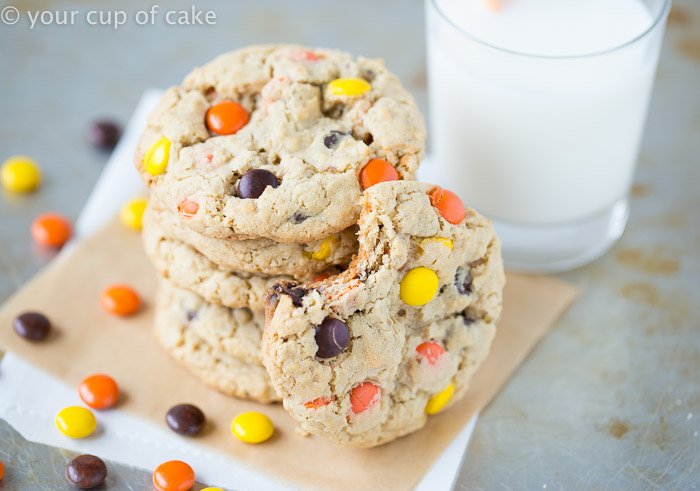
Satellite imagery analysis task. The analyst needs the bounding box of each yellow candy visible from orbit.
[120,197,148,230]
[425,383,454,415]
[1,155,42,193]
[231,411,274,443]
[143,137,171,176]
[304,236,339,260]
[55,406,97,438]
[400,267,439,306]
[327,78,371,96]
[420,237,453,250]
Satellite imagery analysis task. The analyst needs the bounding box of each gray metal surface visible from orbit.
[0,0,698,489]
[0,418,213,490]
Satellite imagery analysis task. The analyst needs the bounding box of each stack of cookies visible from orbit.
[135,45,505,447]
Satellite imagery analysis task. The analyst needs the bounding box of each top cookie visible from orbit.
[135,44,426,243]
[262,181,504,447]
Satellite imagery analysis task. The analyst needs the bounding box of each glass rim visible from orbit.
[428,0,671,60]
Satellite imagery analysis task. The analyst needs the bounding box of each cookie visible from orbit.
[145,197,358,278]
[262,181,504,446]
[154,279,279,403]
[135,44,425,243]
[143,211,296,309]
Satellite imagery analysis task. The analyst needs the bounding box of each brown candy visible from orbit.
[65,454,107,489]
[166,404,205,436]
[13,312,51,341]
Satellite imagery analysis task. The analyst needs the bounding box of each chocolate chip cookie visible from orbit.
[135,44,425,243]
[262,181,504,446]
[154,279,279,403]
[145,197,358,278]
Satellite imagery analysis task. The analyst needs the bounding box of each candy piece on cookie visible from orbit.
[262,181,504,447]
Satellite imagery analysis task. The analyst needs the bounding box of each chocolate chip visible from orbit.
[237,169,279,199]
[462,315,476,326]
[270,282,310,307]
[185,310,198,322]
[13,312,51,341]
[166,403,205,436]
[315,317,350,358]
[87,120,121,151]
[65,454,107,489]
[291,212,308,224]
[362,69,376,81]
[323,130,347,149]
[455,268,472,295]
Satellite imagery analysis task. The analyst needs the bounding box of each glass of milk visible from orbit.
[425,0,670,272]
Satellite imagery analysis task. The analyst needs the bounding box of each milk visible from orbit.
[426,0,663,225]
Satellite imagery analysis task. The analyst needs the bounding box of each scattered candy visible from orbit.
[31,212,72,248]
[100,284,141,316]
[350,382,380,414]
[200,488,226,491]
[88,120,122,151]
[425,383,455,415]
[231,412,274,443]
[0,460,4,480]
[237,169,279,199]
[56,406,97,438]
[429,187,466,224]
[153,460,195,491]
[177,198,199,218]
[327,78,372,96]
[13,312,51,341]
[119,197,148,230]
[416,342,445,365]
[323,130,347,149]
[314,317,350,358]
[1,155,41,193]
[304,397,332,409]
[78,374,119,410]
[144,137,171,176]
[359,159,399,190]
[166,404,205,436]
[206,101,249,136]
[65,454,108,489]
[400,267,439,306]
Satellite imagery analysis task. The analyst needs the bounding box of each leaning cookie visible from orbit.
[262,181,504,447]
[135,44,425,243]
[145,197,358,278]
[154,279,279,403]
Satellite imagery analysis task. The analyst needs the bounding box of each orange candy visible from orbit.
[177,199,199,218]
[100,284,141,316]
[349,382,380,414]
[79,374,119,409]
[31,212,72,248]
[289,49,322,62]
[153,460,195,491]
[0,460,4,480]
[304,397,332,409]
[416,342,445,365]
[359,159,399,190]
[428,187,466,224]
[206,101,249,136]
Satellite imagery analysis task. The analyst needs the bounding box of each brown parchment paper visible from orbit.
[0,218,579,490]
